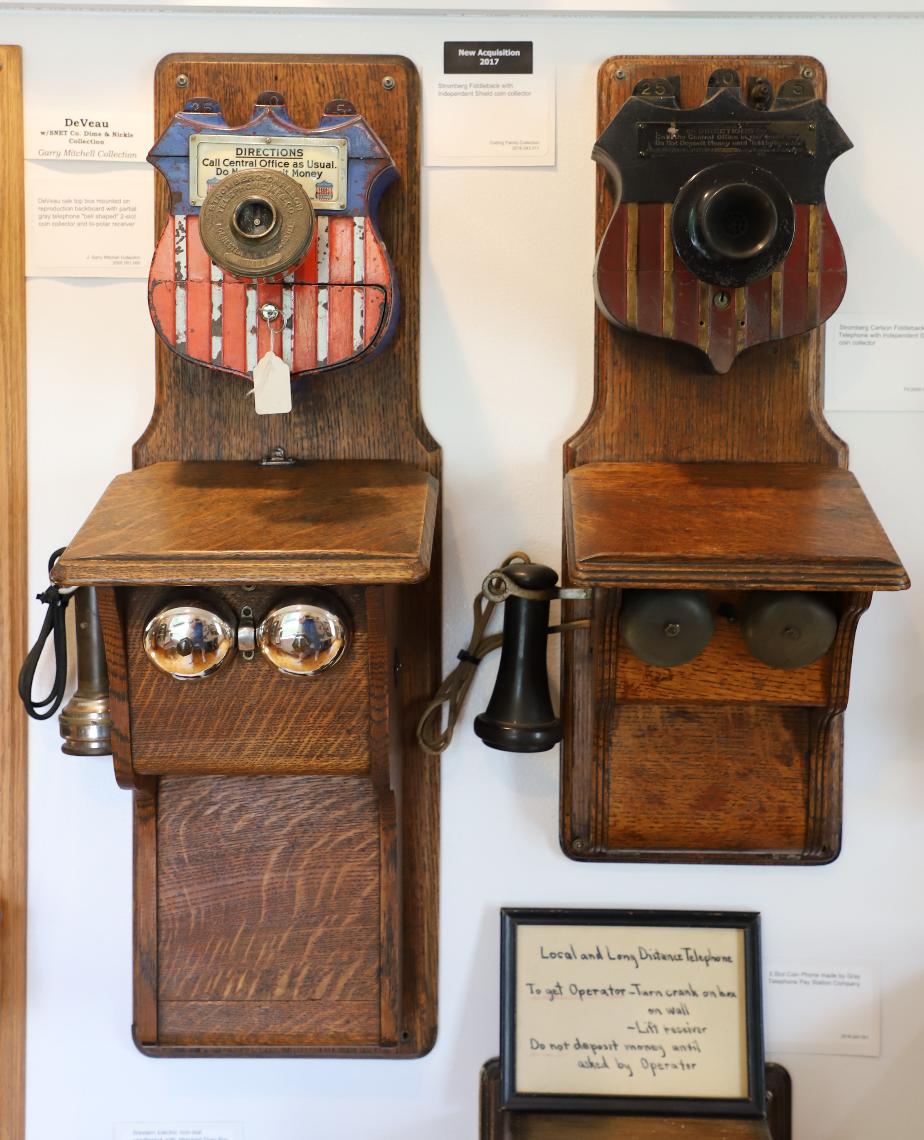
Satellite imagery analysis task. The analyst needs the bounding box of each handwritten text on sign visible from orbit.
[516,924,748,1099]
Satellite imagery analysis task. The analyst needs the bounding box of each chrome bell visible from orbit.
[619,590,715,667]
[743,592,838,670]
[143,600,235,679]
[256,594,350,677]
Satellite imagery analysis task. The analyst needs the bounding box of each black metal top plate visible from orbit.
[594,87,851,204]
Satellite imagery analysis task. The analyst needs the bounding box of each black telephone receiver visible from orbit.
[473,562,562,753]
[417,557,590,757]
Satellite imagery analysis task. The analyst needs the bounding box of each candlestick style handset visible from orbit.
[417,555,590,756]
[474,563,562,753]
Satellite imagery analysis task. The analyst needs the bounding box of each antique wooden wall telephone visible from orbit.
[423,55,907,869]
[21,54,440,1056]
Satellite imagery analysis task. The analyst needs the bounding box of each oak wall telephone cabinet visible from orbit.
[50,54,440,1057]
[457,55,907,868]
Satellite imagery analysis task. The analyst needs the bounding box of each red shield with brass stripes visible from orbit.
[595,201,847,374]
[149,212,393,378]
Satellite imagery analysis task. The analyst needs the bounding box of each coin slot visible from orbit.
[231,196,278,241]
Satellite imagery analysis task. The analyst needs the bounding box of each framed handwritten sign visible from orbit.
[500,909,764,1117]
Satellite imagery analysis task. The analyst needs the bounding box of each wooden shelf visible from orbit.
[480,1059,790,1140]
[54,459,438,587]
[564,462,908,592]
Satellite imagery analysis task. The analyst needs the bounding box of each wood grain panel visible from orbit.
[505,1115,770,1139]
[391,566,440,1055]
[55,460,438,587]
[604,706,810,855]
[159,999,379,1046]
[479,1059,790,1140]
[126,586,374,776]
[565,463,907,591]
[157,775,383,1045]
[97,587,139,790]
[367,588,401,1044]
[134,785,159,1044]
[0,43,25,1140]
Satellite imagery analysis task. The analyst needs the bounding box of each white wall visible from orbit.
[7,5,924,1138]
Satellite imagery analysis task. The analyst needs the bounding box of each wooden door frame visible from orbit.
[0,43,27,1140]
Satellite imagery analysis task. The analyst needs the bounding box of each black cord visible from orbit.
[18,548,73,721]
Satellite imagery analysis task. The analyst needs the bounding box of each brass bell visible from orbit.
[743,592,838,670]
[619,590,714,667]
[143,599,235,680]
[199,168,315,278]
[256,593,350,677]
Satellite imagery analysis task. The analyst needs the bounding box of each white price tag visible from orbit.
[252,351,293,415]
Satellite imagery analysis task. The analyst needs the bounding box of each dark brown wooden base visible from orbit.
[480,1059,791,1140]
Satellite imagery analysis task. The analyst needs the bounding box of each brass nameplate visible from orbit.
[189,134,348,207]
[638,120,816,158]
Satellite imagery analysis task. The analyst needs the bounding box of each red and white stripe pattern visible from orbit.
[594,202,847,373]
[149,214,392,377]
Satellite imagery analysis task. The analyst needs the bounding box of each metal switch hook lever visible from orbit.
[481,566,592,605]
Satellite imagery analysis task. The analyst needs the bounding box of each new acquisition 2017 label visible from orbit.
[443,42,534,75]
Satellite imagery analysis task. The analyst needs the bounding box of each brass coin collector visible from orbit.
[198,168,316,278]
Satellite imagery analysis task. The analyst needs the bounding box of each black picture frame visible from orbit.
[500,908,765,1117]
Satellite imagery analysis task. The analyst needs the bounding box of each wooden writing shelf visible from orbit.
[480,1059,791,1140]
[565,462,907,592]
[55,459,438,587]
